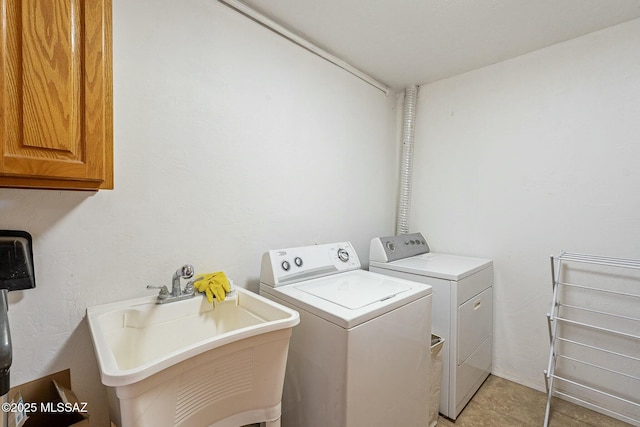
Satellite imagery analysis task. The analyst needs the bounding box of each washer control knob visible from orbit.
[386,242,396,252]
[281,261,290,271]
[294,257,303,267]
[337,248,350,262]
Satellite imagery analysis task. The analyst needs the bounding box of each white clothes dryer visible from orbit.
[259,241,432,427]
[369,233,493,420]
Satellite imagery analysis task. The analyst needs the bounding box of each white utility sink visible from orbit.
[87,287,299,427]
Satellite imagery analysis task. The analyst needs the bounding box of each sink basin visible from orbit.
[87,287,299,427]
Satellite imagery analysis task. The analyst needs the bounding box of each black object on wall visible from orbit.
[0,230,36,291]
[0,230,36,398]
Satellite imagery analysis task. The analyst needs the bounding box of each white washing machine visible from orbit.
[259,241,433,427]
[369,233,493,420]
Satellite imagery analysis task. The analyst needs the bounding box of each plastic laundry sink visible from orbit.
[86,287,299,427]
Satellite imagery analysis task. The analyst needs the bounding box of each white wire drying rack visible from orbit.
[544,251,640,427]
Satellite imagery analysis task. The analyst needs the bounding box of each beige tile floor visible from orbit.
[438,375,631,427]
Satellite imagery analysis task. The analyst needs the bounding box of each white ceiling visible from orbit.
[236,0,640,91]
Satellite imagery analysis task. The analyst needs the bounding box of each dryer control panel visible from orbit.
[370,232,430,263]
[260,242,361,287]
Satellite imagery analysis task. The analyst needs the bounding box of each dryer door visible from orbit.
[457,286,493,365]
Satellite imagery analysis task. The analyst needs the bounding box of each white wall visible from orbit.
[1,1,398,425]
[411,17,640,393]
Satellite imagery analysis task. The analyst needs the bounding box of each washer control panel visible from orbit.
[260,241,361,287]
[369,232,430,263]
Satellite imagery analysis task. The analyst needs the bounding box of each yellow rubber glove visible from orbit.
[193,272,231,303]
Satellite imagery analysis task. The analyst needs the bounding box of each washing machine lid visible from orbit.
[296,274,412,310]
[260,269,431,329]
[371,253,492,281]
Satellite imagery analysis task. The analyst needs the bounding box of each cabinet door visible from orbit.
[0,0,113,190]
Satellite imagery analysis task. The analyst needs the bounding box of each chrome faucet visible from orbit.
[147,264,196,304]
[172,264,194,297]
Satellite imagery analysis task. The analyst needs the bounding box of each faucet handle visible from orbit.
[183,280,195,296]
[147,285,169,300]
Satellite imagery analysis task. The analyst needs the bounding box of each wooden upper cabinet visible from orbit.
[0,0,113,190]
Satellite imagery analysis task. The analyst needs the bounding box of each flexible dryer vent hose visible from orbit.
[396,85,418,235]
